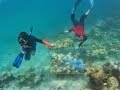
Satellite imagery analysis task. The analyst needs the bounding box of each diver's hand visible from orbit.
[75,46,79,50]
[64,30,69,33]
[42,40,55,47]
[50,44,55,47]
[21,51,27,54]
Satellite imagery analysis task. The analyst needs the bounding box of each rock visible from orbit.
[107,77,119,90]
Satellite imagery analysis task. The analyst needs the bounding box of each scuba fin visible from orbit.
[90,0,94,9]
[13,53,24,68]
[72,0,82,14]
[74,0,82,9]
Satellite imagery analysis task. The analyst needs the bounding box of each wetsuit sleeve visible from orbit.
[71,14,78,27]
[34,37,43,43]
[33,36,53,47]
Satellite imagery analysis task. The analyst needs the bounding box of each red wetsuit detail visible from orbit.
[70,25,85,37]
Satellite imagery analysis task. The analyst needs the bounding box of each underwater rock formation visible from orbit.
[103,61,120,83]
[86,16,120,60]
[86,42,108,59]
[50,38,74,50]
[0,71,15,89]
[86,67,106,90]
[111,61,120,85]
[106,77,119,90]
[16,67,42,88]
[50,52,85,74]
[49,16,120,90]
[0,16,120,90]
[103,61,113,75]
[85,61,120,90]
[0,67,45,89]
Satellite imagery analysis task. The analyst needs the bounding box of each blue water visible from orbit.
[0,0,119,64]
[0,0,120,89]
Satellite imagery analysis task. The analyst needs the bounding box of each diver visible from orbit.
[65,0,94,47]
[13,26,54,68]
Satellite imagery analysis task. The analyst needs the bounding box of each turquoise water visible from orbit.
[0,0,120,54]
[0,0,120,90]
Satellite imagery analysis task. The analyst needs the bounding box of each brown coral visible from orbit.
[86,67,105,89]
[103,61,113,75]
[107,77,120,90]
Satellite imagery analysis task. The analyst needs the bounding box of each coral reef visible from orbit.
[16,67,42,88]
[85,61,120,90]
[50,38,74,50]
[85,16,120,60]
[103,61,113,75]
[106,77,119,90]
[103,61,120,82]
[0,71,15,89]
[49,16,120,90]
[50,52,85,74]
[86,67,106,90]
[0,67,45,89]
[0,16,120,90]
[86,42,108,59]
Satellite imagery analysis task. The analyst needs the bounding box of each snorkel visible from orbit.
[18,26,33,45]
[18,32,29,45]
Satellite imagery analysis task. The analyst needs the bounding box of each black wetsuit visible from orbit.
[71,13,87,27]
[18,35,43,60]
[70,13,88,46]
[18,35,42,47]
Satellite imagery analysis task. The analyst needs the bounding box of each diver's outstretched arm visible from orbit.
[42,40,55,47]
